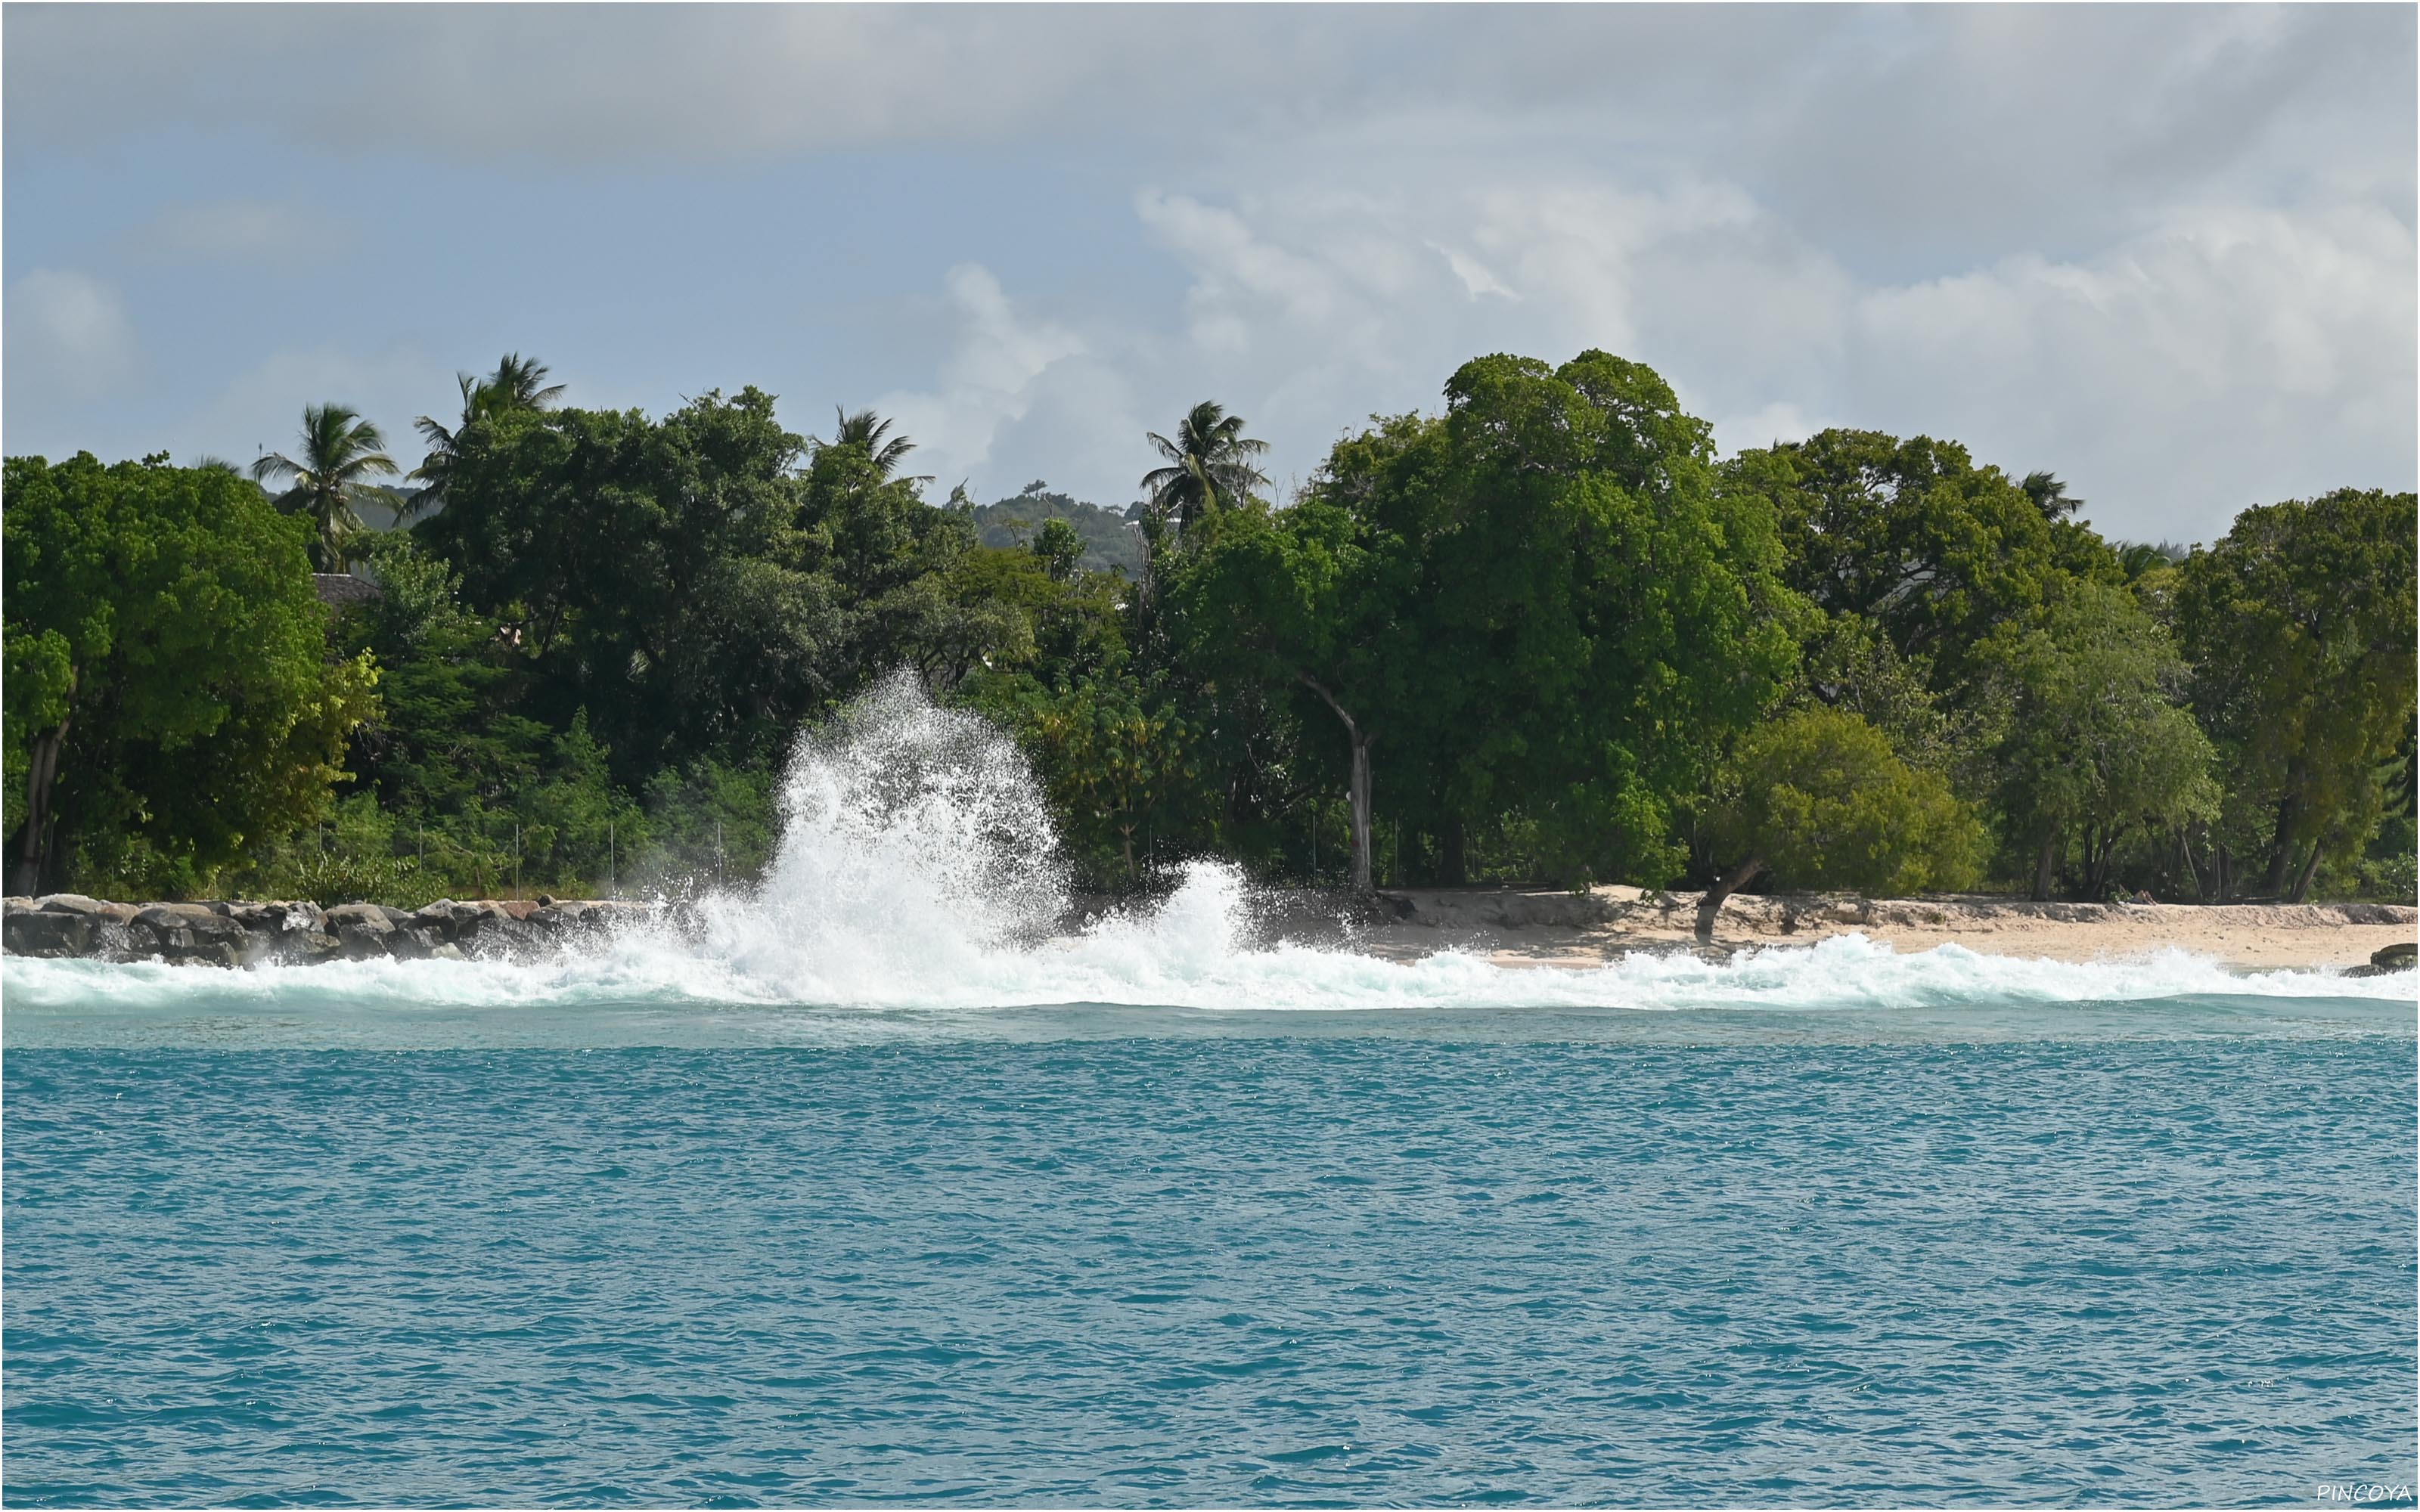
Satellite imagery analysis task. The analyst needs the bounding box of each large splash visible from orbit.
[5,674,2415,1024]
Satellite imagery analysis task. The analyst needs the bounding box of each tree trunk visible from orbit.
[1441,816,1467,888]
[1119,824,1137,881]
[1298,673,1376,892]
[1696,855,1766,942]
[1347,736,1374,893]
[8,717,70,897]
[2288,838,2324,904]
[2262,793,2300,896]
[2086,823,2126,900]
[2031,832,2059,901]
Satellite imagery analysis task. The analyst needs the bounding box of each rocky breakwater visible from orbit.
[2,894,654,968]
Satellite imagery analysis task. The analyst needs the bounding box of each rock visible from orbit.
[127,904,252,966]
[466,914,541,959]
[5,909,90,956]
[2371,940,2415,971]
[135,902,222,928]
[2340,903,2418,926]
[5,892,658,964]
[36,893,111,916]
[282,931,343,963]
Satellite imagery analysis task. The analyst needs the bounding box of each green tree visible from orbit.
[1032,517,1084,582]
[2174,488,2418,900]
[336,533,551,826]
[486,352,567,411]
[1167,497,1405,888]
[1726,429,2114,686]
[407,352,567,517]
[1699,705,1981,937]
[4,453,378,895]
[422,389,838,781]
[1016,674,1199,881]
[1141,400,1271,537]
[2019,469,2083,522]
[252,403,399,571]
[824,407,918,479]
[1170,351,1803,891]
[1981,581,2219,899]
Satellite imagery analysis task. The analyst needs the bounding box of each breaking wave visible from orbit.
[6,675,2414,1023]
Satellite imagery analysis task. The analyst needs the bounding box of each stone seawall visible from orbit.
[5,886,2413,972]
[3,894,654,968]
[1381,885,2419,936]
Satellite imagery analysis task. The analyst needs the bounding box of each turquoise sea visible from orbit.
[8,973,2416,1507]
[6,697,2415,1506]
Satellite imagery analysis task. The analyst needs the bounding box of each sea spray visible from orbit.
[671,672,1074,997]
[5,676,2415,1024]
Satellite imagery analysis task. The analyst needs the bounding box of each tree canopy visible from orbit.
[2173,488,2417,900]
[6,347,2411,909]
[253,403,399,572]
[5,453,376,896]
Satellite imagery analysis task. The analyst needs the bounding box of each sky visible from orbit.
[4,3,2412,544]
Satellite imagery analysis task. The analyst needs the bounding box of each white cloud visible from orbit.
[125,200,349,267]
[933,164,2412,543]
[162,344,453,476]
[1432,245,1516,302]
[873,265,1087,491]
[1846,202,2417,539]
[1,6,2408,539]
[5,268,139,403]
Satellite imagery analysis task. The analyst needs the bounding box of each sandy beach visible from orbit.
[1352,886,2419,974]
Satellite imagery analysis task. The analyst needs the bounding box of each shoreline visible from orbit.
[4,886,2413,975]
[1345,886,2417,974]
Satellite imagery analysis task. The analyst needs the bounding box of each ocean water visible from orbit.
[7,682,2416,1507]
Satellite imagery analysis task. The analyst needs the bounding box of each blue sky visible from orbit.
[5,4,2412,543]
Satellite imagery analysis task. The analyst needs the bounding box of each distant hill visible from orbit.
[353,485,418,531]
[963,482,1143,578]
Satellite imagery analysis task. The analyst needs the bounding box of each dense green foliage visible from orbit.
[1698,705,1982,934]
[2173,489,2418,902]
[3,454,377,897]
[5,349,2412,907]
[1979,581,2219,900]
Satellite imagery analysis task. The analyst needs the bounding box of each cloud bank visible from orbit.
[5,4,2411,541]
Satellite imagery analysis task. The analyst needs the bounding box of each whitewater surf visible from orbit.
[7,676,2412,1033]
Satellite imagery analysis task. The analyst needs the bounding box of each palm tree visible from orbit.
[486,352,566,410]
[2020,469,2083,522]
[407,354,566,517]
[1141,401,1270,535]
[2114,540,2187,582]
[825,407,917,479]
[253,404,399,572]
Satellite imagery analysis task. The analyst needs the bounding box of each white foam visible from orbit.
[6,674,2415,1018]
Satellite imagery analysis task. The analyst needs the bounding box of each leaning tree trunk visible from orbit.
[1696,855,1767,942]
[2262,790,2303,897]
[2031,831,2060,902]
[2288,838,2325,903]
[8,717,70,897]
[1299,673,1376,892]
